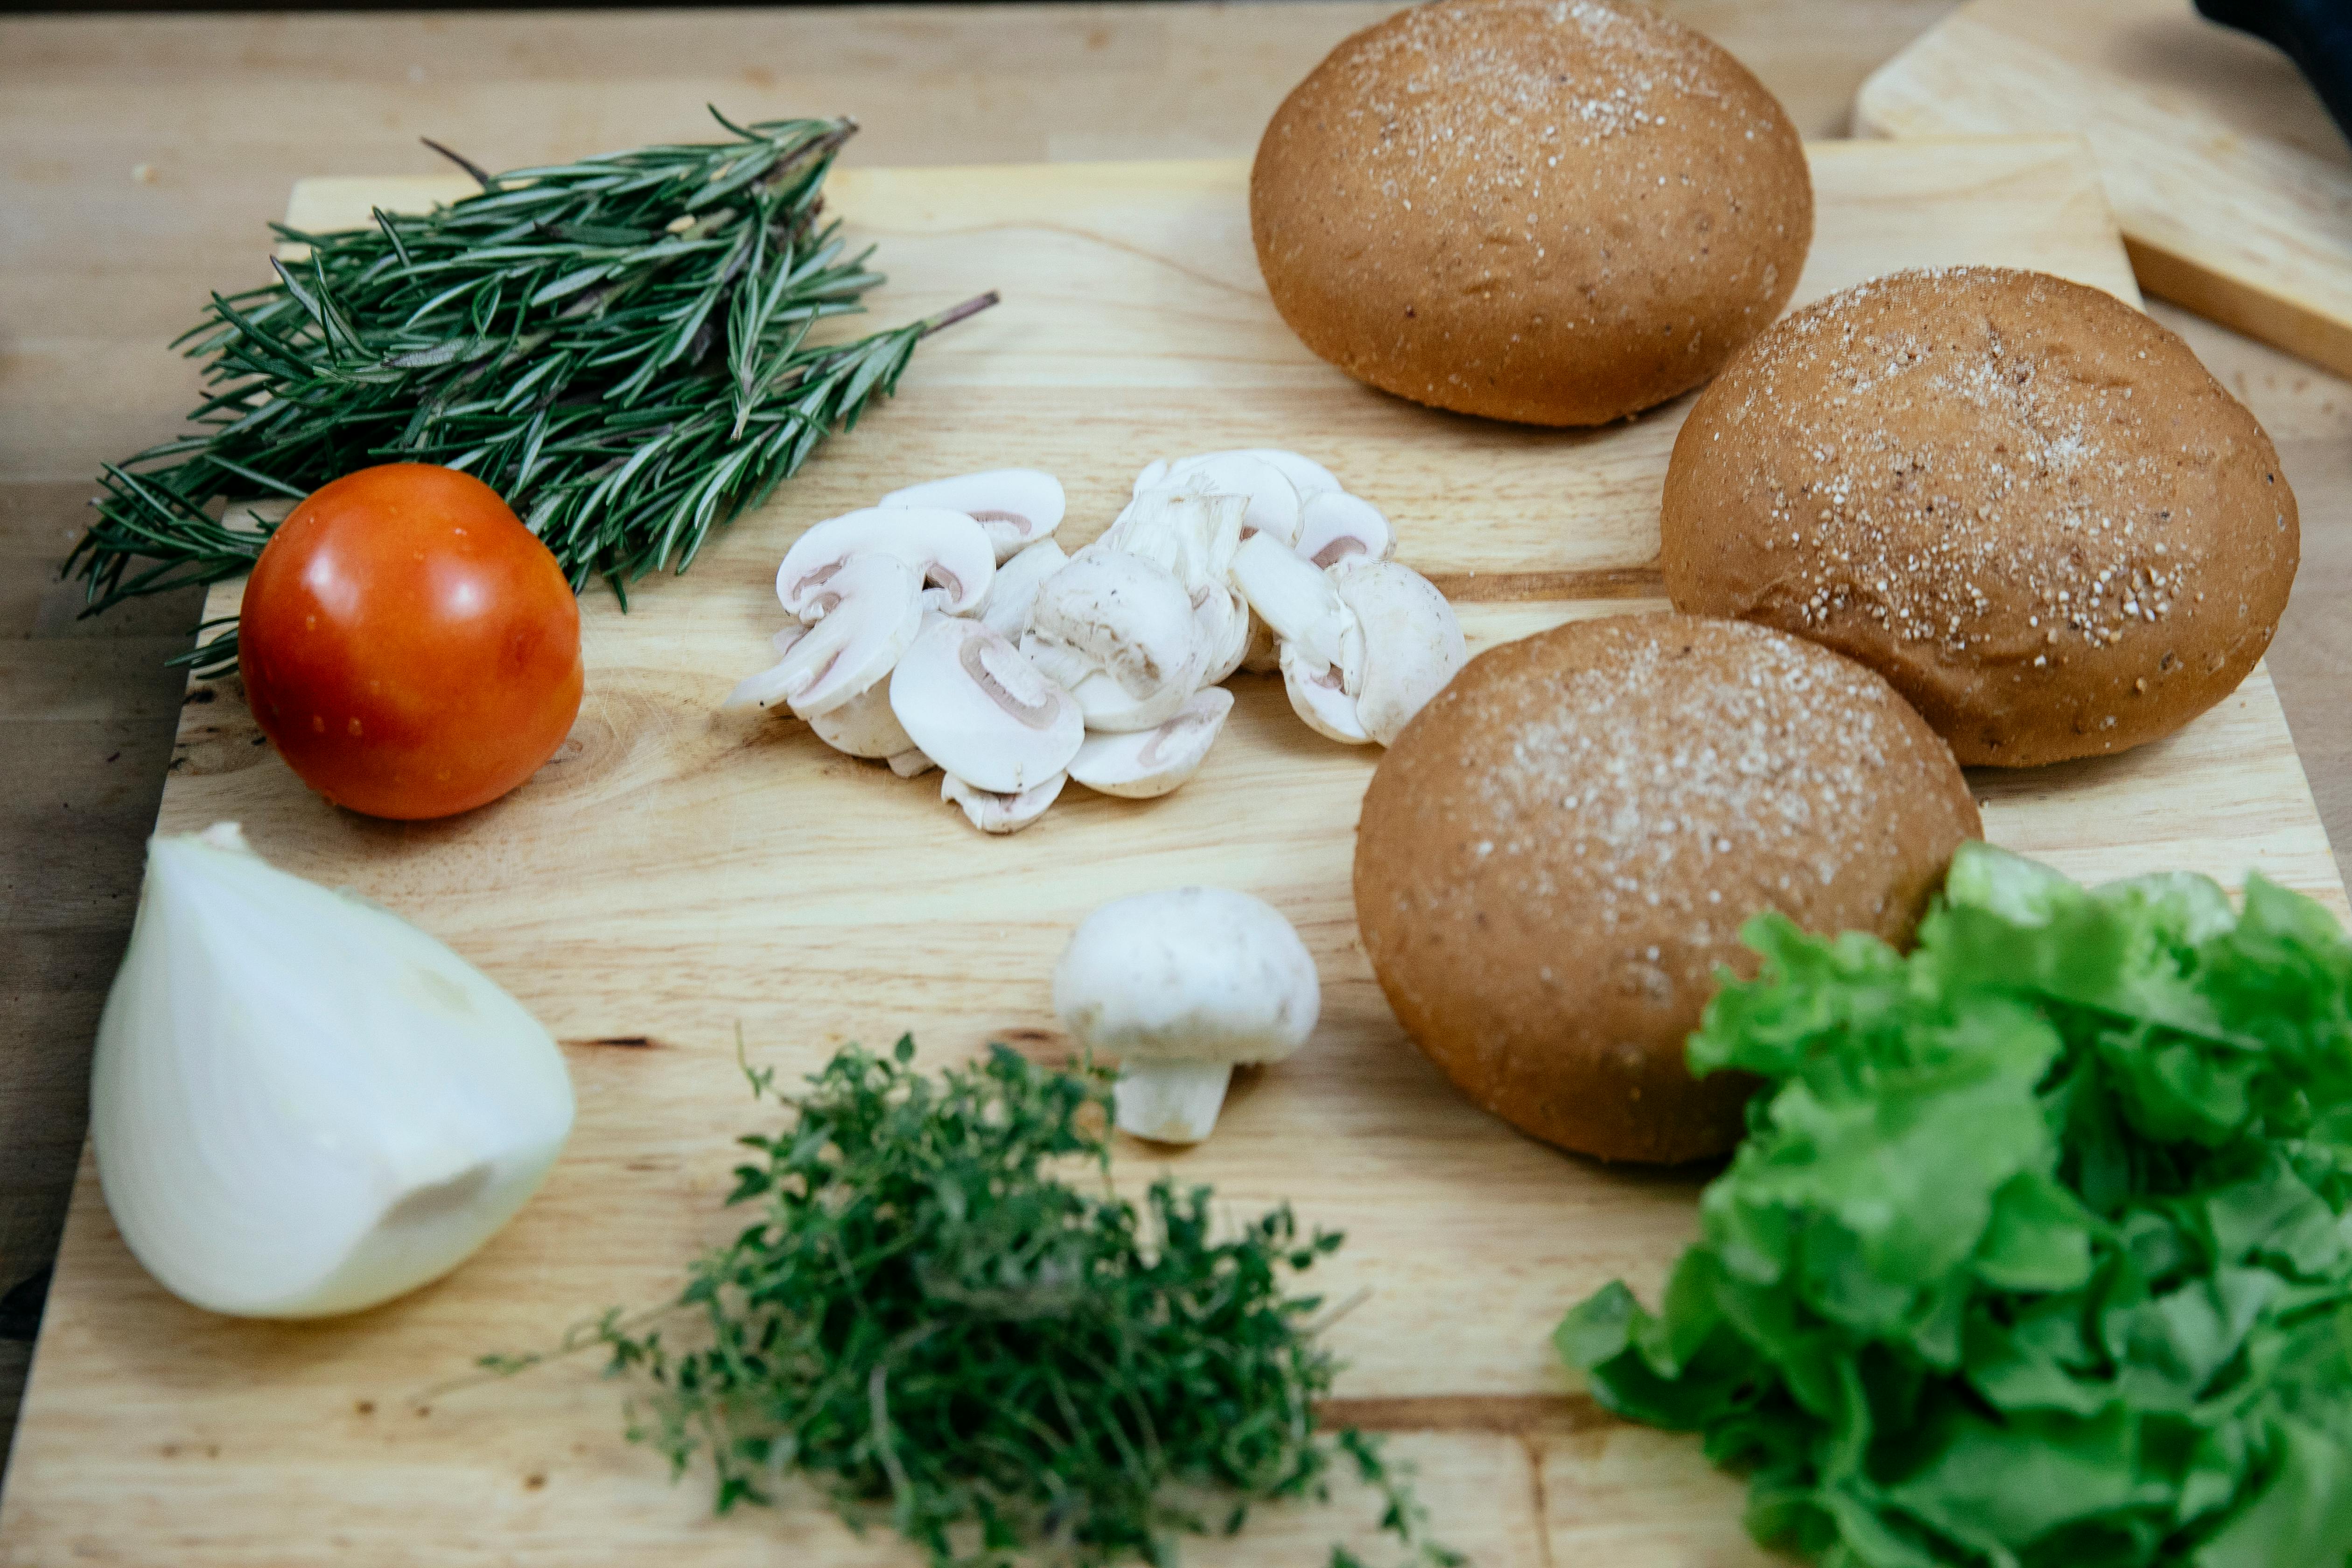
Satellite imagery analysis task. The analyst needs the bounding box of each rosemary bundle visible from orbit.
[491,1041,1459,1568]
[70,111,993,672]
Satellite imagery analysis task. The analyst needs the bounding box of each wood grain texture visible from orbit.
[1854,0,2352,377]
[0,142,2341,1567]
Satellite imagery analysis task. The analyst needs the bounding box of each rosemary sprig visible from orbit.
[489,1041,1461,1568]
[69,110,996,673]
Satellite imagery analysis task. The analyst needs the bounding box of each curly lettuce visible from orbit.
[1558,843,2352,1568]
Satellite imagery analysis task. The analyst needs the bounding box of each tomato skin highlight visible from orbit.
[238,464,584,820]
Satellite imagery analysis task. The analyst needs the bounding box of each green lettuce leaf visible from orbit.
[1562,843,2352,1568]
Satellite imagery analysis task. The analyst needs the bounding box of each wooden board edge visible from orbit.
[1851,21,2352,380]
[2122,236,2352,384]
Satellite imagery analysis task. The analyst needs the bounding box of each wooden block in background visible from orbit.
[1856,0,2352,378]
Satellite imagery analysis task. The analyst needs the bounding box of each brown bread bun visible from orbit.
[1661,266,2300,767]
[1249,0,1813,427]
[1353,614,1979,1164]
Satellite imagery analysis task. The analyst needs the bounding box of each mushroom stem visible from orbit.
[1113,1061,1235,1145]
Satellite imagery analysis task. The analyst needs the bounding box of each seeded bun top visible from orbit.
[1661,266,2300,766]
[1353,613,1980,1164]
[1250,0,1813,427]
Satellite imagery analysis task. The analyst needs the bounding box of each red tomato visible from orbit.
[238,464,584,820]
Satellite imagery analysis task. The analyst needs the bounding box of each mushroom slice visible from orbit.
[1052,887,1321,1145]
[1195,583,1252,686]
[1101,489,1245,598]
[1068,687,1233,798]
[1229,532,1363,686]
[889,615,1084,794]
[1144,450,1341,507]
[941,771,1064,834]
[723,623,813,713]
[776,506,995,619]
[887,748,937,779]
[1239,449,1343,499]
[1239,612,1281,675]
[1278,641,1372,745]
[979,538,1069,642]
[882,470,1065,564]
[728,553,925,719]
[1020,548,1204,733]
[805,677,916,759]
[1330,558,1468,746]
[1295,491,1396,567]
[1155,453,1302,548]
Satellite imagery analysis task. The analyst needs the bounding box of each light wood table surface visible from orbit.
[2,0,2345,1474]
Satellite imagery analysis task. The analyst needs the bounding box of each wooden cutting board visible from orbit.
[1855,0,2352,378]
[0,140,2341,1568]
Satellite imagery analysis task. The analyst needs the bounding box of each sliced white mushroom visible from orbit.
[1020,548,1204,733]
[1154,453,1302,548]
[1329,558,1468,746]
[889,616,1083,793]
[805,677,916,759]
[942,771,1064,833]
[1141,450,1340,507]
[1239,612,1281,675]
[725,623,812,713]
[979,538,1069,642]
[1239,449,1343,499]
[1068,687,1233,798]
[1102,490,1248,685]
[1278,641,1371,744]
[1052,887,1320,1145]
[887,748,937,779]
[728,553,924,719]
[1295,491,1396,568]
[1101,489,1245,600]
[1194,584,1252,687]
[777,506,995,619]
[1229,533,1363,686]
[882,470,1065,564]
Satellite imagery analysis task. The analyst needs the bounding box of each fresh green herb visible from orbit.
[1559,842,2352,1568]
[69,110,995,673]
[492,1039,1459,1568]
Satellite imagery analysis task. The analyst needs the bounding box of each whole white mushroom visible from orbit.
[1052,887,1320,1145]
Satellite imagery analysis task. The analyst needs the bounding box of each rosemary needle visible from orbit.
[69,110,996,673]
[488,1040,1463,1568]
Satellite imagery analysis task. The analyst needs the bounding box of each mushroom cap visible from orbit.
[1021,548,1204,733]
[889,615,1084,794]
[979,538,1069,642]
[777,506,995,618]
[882,470,1066,564]
[1296,491,1396,569]
[1330,559,1467,746]
[1068,686,1234,798]
[1053,887,1320,1065]
[769,553,928,719]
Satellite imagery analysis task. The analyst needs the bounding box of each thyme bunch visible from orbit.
[70,110,994,672]
[494,1041,1460,1568]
